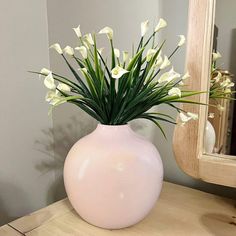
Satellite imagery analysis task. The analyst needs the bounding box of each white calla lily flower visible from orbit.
[208,113,215,118]
[84,33,94,45]
[168,87,181,97]
[228,82,235,88]
[212,51,221,61]
[153,56,163,68]
[78,68,88,74]
[159,67,180,83]
[50,43,63,54]
[123,51,129,62]
[57,83,71,92]
[141,20,149,37]
[182,72,190,80]
[146,49,157,62]
[114,48,120,58]
[111,66,129,79]
[99,27,113,40]
[45,90,57,102]
[160,55,171,69]
[155,18,167,32]
[225,88,232,94]
[178,35,186,47]
[187,112,198,120]
[44,73,56,90]
[40,68,51,76]
[179,112,191,124]
[50,97,65,106]
[75,46,88,59]
[73,25,82,38]
[63,46,74,56]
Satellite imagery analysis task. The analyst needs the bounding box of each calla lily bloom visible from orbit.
[63,46,74,56]
[57,83,71,92]
[178,35,186,47]
[114,48,120,58]
[159,68,180,83]
[78,68,88,74]
[155,18,167,32]
[208,113,215,118]
[212,51,221,61]
[99,27,113,40]
[168,87,181,97]
[44,73,56,90]
[50,43,63,54]
[187,112,198,120]
[153,56,163,68]
[84,33,94,45]
[123,51,129,62]
[179,112,191,123]
[182,72,190,80]
[73,25,82,38]
[45,91,65,106]
[146,49,157,62]
[141,20,149,37]
[111,66,129,79]
[45,90,57,102]
[225,88,232,94]
[40,68,51,76]
[160,55,171,69]
[75,46,88,59]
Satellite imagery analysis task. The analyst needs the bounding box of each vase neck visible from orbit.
[94,124,133,137]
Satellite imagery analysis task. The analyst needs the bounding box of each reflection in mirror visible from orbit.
[204,0,236,156]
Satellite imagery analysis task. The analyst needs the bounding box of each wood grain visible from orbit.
[9,198,73,234]
[173,0,215,179]
[6,182,236,236]
[0,225,22,236]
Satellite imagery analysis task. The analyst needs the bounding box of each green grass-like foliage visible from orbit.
[33,21,203,137]
[210,52,235,104]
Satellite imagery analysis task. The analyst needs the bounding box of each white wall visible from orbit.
[0,0,56,225]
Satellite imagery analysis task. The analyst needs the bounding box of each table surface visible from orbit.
[1,182,236,236]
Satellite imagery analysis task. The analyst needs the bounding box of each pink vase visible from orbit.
[63,124,163,229]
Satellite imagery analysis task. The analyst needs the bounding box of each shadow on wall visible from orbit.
[35,115,96,203]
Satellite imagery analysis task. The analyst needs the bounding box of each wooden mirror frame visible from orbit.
[173,0,236,188]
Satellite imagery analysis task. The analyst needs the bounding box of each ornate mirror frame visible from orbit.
[173,0,236,187]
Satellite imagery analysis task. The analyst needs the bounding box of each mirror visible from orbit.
[173,0,236,188]
[204,0,236,156]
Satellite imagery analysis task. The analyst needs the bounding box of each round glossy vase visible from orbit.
[64,124,163,229]
[204,120,216,153]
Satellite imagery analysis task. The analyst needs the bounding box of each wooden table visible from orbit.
[1,182,235,235]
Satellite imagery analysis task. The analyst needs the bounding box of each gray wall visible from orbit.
[0,0,56,226]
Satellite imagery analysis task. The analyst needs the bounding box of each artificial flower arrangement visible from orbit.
[33,18,203,137]
[209,51,235,113]
[32,18,209,229]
